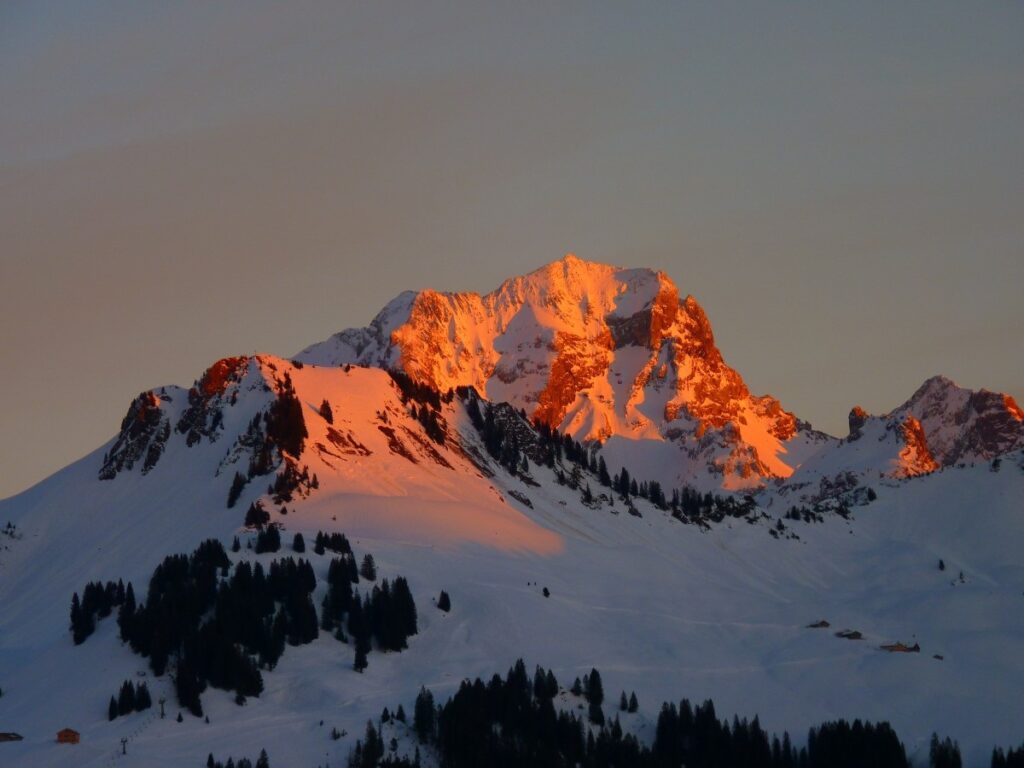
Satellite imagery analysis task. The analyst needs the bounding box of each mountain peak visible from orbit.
[297,256,815,489]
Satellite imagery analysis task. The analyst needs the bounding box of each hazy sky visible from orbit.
[2,1,1022,500]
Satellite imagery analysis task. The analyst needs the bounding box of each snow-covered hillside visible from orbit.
[2,258,1023,767]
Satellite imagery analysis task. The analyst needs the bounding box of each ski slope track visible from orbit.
[1,256,1023,767]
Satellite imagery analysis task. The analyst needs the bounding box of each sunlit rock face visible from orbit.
[890,376,1024,466]
[298,254,829,489]
[895,416,940,478]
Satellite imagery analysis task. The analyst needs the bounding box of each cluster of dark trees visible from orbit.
[928,734,961,768]
[314,530,352,556]
[350,660,934,768]
[226,372,314,508]
[349,719,422,768]
[69,579,128,644]
[113,542,299,714]
[269,460,318,504]
[74,540,324,716]
[619,690,640,713]
[410,404,446,445]
[108,680,152,720]
[784,506,824,524]
[254,524,282,554]
[669,486,757,524]
[265,373,307,458]
[385,371,452,444]
[319,554,418,672]
[462,392,762,527]
[388,371,450,412]
[992,742,1024,768]
[205,750,269,768]
[244,501,271,528]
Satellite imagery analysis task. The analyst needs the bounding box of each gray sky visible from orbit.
[2,1,1022,500]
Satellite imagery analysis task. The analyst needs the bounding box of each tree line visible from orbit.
[347,659,996,768]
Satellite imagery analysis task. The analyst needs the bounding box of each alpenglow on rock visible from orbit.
[297,254,829,489]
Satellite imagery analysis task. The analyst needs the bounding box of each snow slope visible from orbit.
[1,350,1023,766]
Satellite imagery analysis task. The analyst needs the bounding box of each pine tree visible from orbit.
[319,399,334,424]
[117,583,136,641]
[437,590,451,612]
[354,644,368,673]
[136,682,152,711]
[620,691,628,711]
[586,667,604,706]
[414,686,435,744]
[292,533,305,553]
[628,691,639,713]
[108,695,118,721]
[256,749,270,768]
[360,554,377,581]
[118,679,136,716]
[227,472,246,508]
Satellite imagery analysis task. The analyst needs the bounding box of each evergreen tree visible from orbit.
[108,695,118,721]
[319,399,334,424]
[245,501,270,529]
[437,590,451,612]
[227,472,246,508]
[117,583,136,642]
[620,691,629,711]
[628,691,639,713]
[414,686,435,744]
[586,667,604,706]
[354,643,368,673]
[136,682,152,711]
[360,554,377,581]
[118,679,136,715]
[930,733,962,768]
[292,533,305,553]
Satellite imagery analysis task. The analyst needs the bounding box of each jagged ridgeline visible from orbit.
[70,537,417,717]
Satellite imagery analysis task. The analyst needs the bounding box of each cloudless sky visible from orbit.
[2,1,1022,499]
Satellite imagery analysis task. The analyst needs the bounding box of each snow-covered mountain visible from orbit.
[298,254,831,491]
[780,375,1024,500]
[1,256,1023,767]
